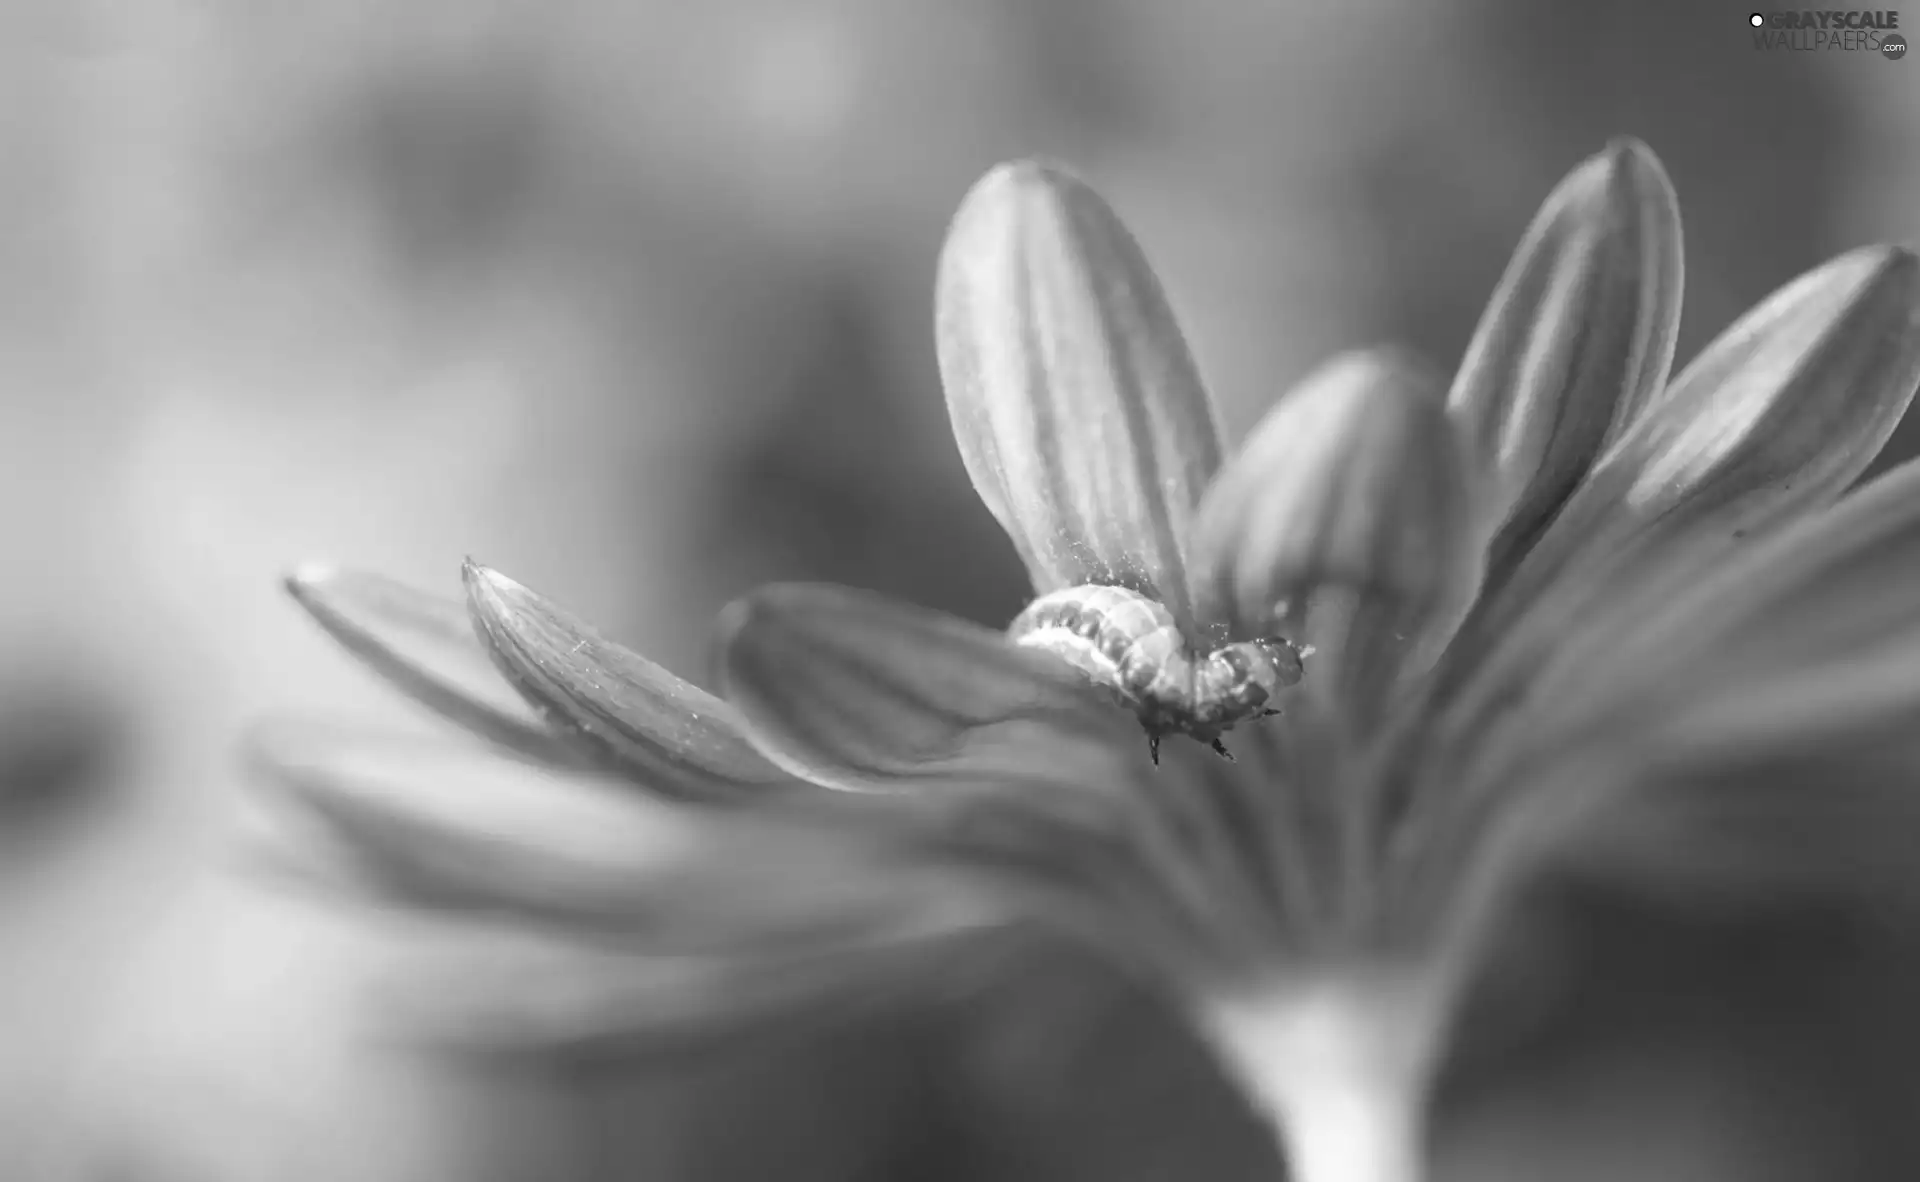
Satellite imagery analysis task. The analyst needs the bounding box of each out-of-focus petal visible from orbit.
[1437,246,1920,734]
[369,919,1012,1055]
[1410,460,1920,933]
[1448,138,1682,580]
[464,562,792,800]
[246,720,711,921]
[1548,743,1920,913]
[1190,350,1480,733]
[937,160,1225,631]
[1528,456,1920,760]
[285,566,582,765]
[716,582,1141,793]
[247,719,970,947]
[714,582,1310,961]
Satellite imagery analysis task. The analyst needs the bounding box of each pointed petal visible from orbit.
[1190,350,1480,733]
[1439,246,1920,725]
[285,566,581,765]
[1448,139,1682,579]
[937,159,1225,630]
[716,582,1146,794]
[464,563,792,800]
[1602,245,1920,527]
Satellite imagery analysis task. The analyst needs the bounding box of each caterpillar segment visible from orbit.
[1008,584,1307,765]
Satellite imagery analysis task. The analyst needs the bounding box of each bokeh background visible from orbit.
[5,1,1920,1179]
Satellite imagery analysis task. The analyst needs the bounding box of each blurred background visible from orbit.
[4,1,1920,1178]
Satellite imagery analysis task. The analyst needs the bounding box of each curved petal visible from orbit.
[1435,246,1920,733]
[285,566,581,765]
[716,582,1143,794]
[1412,460,1920,929]
[1529,455,1920,760]
[1547,744,1920,914]
[715,582,1319,970]
[464,562,792,800]
[1191,350,1479,734]
[246,720,953,947]
[246,720,712,922]
[937,159,1225,631]
[369,920,1012,1055]
[1447,138,1683,581]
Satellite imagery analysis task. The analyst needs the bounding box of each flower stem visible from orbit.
[1197,971,1447,1182]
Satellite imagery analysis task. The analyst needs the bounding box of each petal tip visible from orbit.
[1875,243,1920,281]
[1334,345,1447,399]
[971,157,1084,201]
[284,562,339,602]
[462,560,526,611]
[711,592,758,653]
[1600,135,1658,171]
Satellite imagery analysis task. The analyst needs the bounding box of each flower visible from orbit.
[255,140,1920,1182]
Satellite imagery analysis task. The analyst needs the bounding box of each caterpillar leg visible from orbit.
[1147,733,1161,766]
[1209,737,1236,762]
[1261,708,1282,718]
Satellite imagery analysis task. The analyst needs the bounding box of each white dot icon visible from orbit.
[1749,12,1764,25]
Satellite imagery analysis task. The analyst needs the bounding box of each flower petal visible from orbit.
[1437,246,1920,726]
[370,920,1010,1054]
[937,159,1225,630]
[285,566,581,765]
[465,562,792,800]
[716,582,1141,793]
[1447,138,1682,580]
[1528,455,1920,761]
[1551,743,1920,914]
[1190,350,1480,733]
[714,583,1279,947]
[246,719,713,923]
[246,719,960,947]
[1409,461,1920,930]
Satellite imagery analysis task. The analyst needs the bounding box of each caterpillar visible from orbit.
[1008,584,1308,765]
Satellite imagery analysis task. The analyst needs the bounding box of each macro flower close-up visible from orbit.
[235,138,1920,1182]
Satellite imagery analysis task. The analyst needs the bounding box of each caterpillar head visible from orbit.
[1191,636,1310,728]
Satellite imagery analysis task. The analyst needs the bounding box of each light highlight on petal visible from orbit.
[717,582,1140,793]
[285,566,582,766]
[465,562,792,800]
[1441,245,1920,727]
[1448,138,1682,578]
[1191,350,1480,732]
[937,160,1225,631]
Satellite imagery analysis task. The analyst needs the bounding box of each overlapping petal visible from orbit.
[1437,245,1920,733]
[247,720,959,946]
[1530,455,1920,761]
[1410,457,1920,940]
[1446,138,1682,580]
[285,566,584,766]
[369,916,1015,1054]
[247,720,698,919]
[716,582,1313,969]
[716,582,1142,793]
[464,562,792,800]
[937,160,1225,632]
[1191,350,1479,732]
